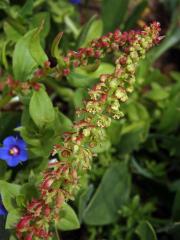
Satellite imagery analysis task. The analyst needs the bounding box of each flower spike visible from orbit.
[16,22,161,239]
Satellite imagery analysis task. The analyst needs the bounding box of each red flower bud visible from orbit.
[16,216,32,230]
[34,69,44,78]
[25,233,33,240]
[63,68,70,76]
[42,178,54,189]
[44,60,51,68]
[44,205,51,217]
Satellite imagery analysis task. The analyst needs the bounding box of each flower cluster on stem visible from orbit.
[16,22,161,240]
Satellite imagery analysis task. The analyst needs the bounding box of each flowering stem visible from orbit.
[16,22,162,240]
[55,225,61,240]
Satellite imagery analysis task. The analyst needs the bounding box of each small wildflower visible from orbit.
[0,202,7,216]
[70,0,80,4]
[0,136,28,167]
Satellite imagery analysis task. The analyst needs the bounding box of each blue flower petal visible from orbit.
[3,136,16,147]
[70,0,80,4]
[0,204,7,216]
[16,139,27,149]
[18,149,28,162]
[6,156,19,167]
[0,147,11,161]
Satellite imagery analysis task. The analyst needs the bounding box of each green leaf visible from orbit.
[93,138,111,153]
[0,180,20,212]
[131,157,154,180]
[136,221,157,240]
[159,92,180,133]
[171,71,180,82]
[57,203,80,231]
[57,111,73,132]
[12,30,38,81]
[29,24,48,67]
[3,22,22,42]
[78,16,103,47]
[124,0,148,30]
[1,41,8,69]
[5,209,21,229]
[9,236,17,240]
[78,185,94,222]
[102,0,130,33]
[68,63,114,88]
[29,87,55,128]
[145,83,169,101]
[30,12,50,40]
[20,183,39,204]
[19,0,34,17]
[51,32,64,60]
[83,162,131,225]
[118,121,150,154]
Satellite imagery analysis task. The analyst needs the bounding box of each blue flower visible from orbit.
[0,136,28,167]
[70,0,81,4]
[0,203,7,216]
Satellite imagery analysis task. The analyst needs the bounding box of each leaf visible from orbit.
[5,209,21,229]
[0,180,20,212]
[77,16,103,47]
[171,71,180,82]
[3,22,22,42]
[19,0,34,17]
[131,157,154,180]
[106,120,123,145]
[20,183,39,204]
[145,83,169,101]
[83,162,131,225]
[9,236,17,240]
[136,221,157,240]
[124,0,148,30]
[73,88,88,109]
[159,92,180,133]
[57,203,80,231]
[102,0,130,33]
[57,111,73,132]
[1,41,8,69]
[29,24,48,67]
[68,63,114,88]
[51,32,64,60]
[93,138,111,153]
[78,185,94,222]
[29,87,55,128]
[12,30,38,81]
[118,121,150,154]
[0,0,9,11]
[30,12,50,40]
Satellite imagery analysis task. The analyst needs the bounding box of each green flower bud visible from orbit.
[109,79,119,88]
[127,64,135,73]
[83,128,91,137]
[115,88,128,102]
[111,99,120,111]
[86,101,101,114]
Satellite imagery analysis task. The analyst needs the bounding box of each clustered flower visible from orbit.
[16,22,161,239]
[0,136,28,167]
[5,61,51,96]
